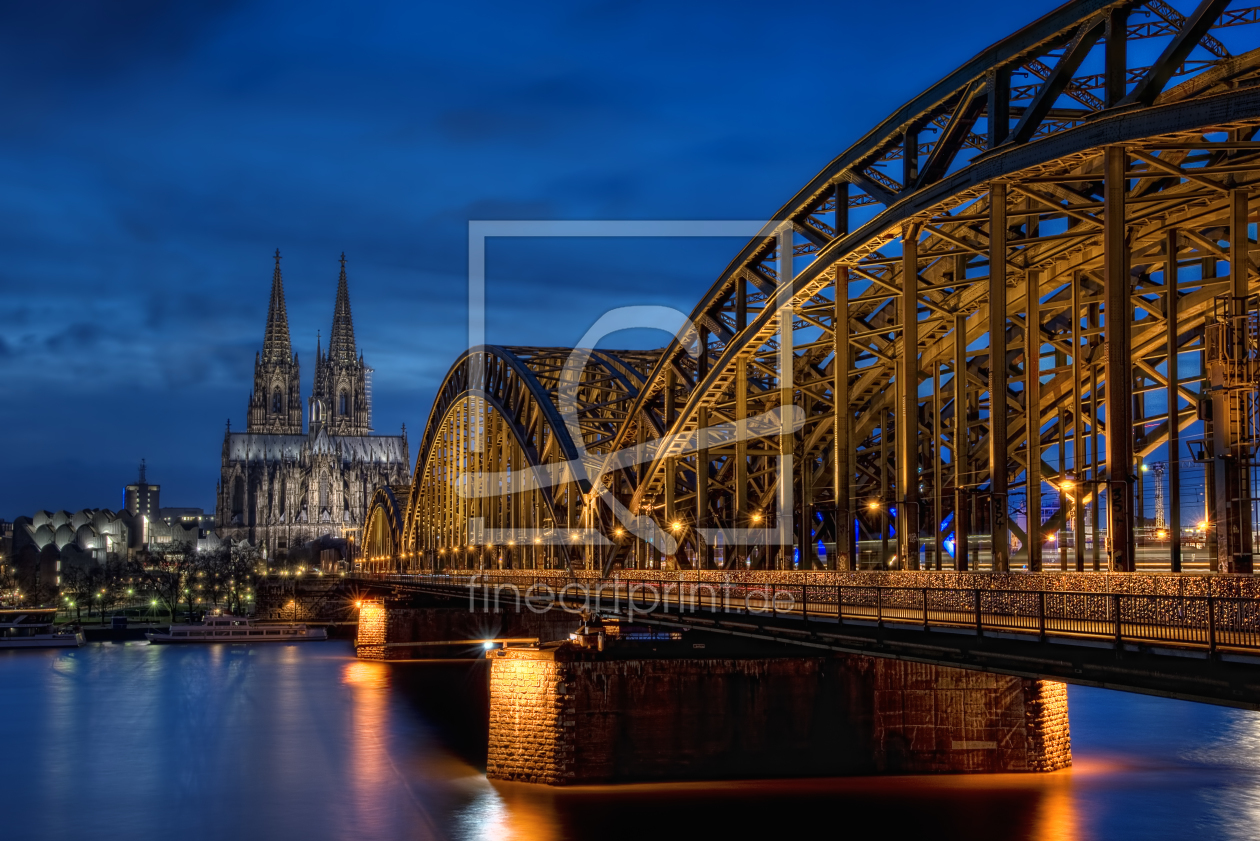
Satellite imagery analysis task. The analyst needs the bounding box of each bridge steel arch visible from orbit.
[380,0,1260,578]
[394,345,661,570]
[574,0,1260,576]
[362,485,407,571]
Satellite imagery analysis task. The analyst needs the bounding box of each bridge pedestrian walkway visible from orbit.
[370,573,1260,660]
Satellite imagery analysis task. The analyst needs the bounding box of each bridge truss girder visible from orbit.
[592,0,1260,575]
[388,345,661,571]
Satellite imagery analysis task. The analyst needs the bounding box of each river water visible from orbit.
[1,641,1257,841]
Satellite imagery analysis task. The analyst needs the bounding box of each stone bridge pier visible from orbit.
[486,640,1070,785]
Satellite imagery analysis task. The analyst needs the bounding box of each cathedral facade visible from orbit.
[215,252,411,559]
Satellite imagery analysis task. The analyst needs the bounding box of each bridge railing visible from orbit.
[361,573,1260,656]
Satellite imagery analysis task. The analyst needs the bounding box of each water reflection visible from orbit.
[1189,709,1260,840]
[1028,775,1081,841]
[341,659,396,837]
[453,786,512,841]
[477,773,1081,841]
[2,646,1260,841]
[462,782,560,841]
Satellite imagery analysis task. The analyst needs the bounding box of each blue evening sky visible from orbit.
[0,0,1058,516]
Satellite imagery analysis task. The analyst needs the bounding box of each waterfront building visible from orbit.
[8,508,132,598]
[215,252,410,560]
[149,506,220,551]
[158,507,213,530]
[13,509,133,558]
[123,460,160,521]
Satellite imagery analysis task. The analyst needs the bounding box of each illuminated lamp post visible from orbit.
[1061,477,1075,569]
[668,520,685,571]
[751,512,764,568]
[865,501,883,569]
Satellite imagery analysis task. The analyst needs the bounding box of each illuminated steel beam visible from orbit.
[990,183,1010,571]
[1104,146,1134,572]
[899,224,922,569]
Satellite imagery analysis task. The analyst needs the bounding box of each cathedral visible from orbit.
[215,252,411,559]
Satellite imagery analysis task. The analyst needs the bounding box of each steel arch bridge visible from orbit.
[366,0,1260,578]
[369,345,665,571]
[362,484,407,562]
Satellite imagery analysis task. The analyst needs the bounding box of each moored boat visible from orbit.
[145,614,328,644]
[0,608,85,648]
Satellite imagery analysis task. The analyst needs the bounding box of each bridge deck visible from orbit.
[361,573,1260,708]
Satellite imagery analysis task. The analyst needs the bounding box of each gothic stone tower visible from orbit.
[247,250,303,434]
[217,252,410,560]
[311,254,372,436]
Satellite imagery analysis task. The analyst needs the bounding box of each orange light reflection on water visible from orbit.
[480,765,1092,841]
[341,660,394,837]
[472,782,562,841]
[1030,772,1083,841]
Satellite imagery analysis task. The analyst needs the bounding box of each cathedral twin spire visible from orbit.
[328,253,357,364]
[262,249,292,363]
[247,251,369,436]
[247,250,302,435]
[312,252,371,436]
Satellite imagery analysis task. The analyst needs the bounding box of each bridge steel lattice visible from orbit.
[369,0,1260,578]
[389,346,663,570]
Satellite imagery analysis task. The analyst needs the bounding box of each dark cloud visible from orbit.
[0,2,242,80]
[44,322,104,352]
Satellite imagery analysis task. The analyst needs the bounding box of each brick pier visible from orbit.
[487,643,1070,785]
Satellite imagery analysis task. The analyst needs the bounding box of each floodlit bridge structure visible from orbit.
[366,0,1260,581]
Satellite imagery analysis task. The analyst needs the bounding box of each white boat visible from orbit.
[145,614,328,644]
[0,607,85,648]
